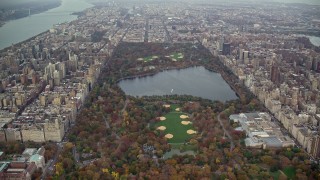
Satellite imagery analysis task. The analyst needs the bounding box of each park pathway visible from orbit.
[217,113,243,170]
[217,113,235,151]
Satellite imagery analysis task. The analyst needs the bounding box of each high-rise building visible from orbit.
[306,57,313,70]
[222,43,231,55]
[68,53,78,72]
[53,70,60,86]
[57,62,66,79]
[5,128,22,142]
[310,135,320,158]
[271,64,280,84]
[20,74,27,85]
[291,87,299,110]
[21,124,45,142]
[31,73,39,85]
[312,57,319,71]
[311,78,318,91]
[0,129,6,142]
[45,63,56,79]
[219,36,224,51]
[0,84,3,94]
[44,118,65,142]
[243,51,249,60]
[39,94,47,107]
[239,49,244,61]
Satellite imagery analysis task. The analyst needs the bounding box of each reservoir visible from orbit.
[308,36,320,47]
[0,0,93,50]
[118,66,238,102]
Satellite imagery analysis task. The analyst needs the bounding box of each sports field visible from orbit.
[155,105,196,143]
[137,55,159,62]
[169,52,184,61]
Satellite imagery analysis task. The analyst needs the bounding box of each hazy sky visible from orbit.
[1,0,319,8]
[247,0,320,5]
[190,0,320,5]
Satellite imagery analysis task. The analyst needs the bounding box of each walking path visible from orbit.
[217,113,235,151]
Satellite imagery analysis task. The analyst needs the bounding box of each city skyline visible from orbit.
[0,0,319,179]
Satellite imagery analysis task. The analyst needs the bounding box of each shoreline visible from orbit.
[116,65,241,101]
[0,30,49,52]
[0,1,62,28]
[308,36,320,47]
[0,0,94,51]
[116,65,197,83]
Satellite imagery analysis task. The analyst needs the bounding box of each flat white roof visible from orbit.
[7,168,25,172]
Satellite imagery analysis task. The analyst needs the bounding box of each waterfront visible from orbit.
[0,0,93,50]
[0,1,319,178]
[118,66,238,102]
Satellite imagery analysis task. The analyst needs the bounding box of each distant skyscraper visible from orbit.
[219,36,224,51]
[222,43,231,55]
[239,49,243,61]
[271,64,280,84]
[57,62,66,79]
[312,57,319,71]
[243,51,249,60]
[53,70,60,86]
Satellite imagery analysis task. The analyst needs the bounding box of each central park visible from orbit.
[51,42,319,179]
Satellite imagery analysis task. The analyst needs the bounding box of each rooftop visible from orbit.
[22,148,37,157]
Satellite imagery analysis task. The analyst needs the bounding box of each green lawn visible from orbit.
[169,104,180,111]
[283,167,296,179]
[269,167,295,180]
[155,106,195,143]
[169,52,184,61]
[270,171,280,180]
[143,55,158,62]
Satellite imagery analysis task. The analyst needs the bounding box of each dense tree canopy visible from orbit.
[53,43,319,179]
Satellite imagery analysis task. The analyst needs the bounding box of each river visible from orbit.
[0,0,93,50]
[118,66,238,102]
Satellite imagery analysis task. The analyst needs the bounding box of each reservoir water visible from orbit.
[118,66,238,102]
[308,36,320,47]
[0,0,93,50]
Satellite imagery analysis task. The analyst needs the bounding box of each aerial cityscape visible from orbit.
[0,0,319,179]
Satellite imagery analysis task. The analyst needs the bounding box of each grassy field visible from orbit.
[155,105,195,143]
[169,104,180,111]
[169,52,184,61]
[269,167,296,180]
[283,167,295,179]
[139,53,183,62]
[270,171,280,180]
[142,55,158,62]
